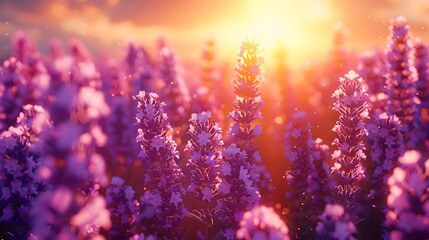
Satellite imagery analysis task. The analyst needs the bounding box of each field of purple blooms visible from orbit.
[1,15,429,240]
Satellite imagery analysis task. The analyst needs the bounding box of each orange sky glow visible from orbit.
[1,0,429,70]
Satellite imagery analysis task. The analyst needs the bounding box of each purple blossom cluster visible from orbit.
[385,16,422,147]
[386,150,429,239]
[217,38,267,238]
[135,91,186,239]
[1,14,429,240]
[0,105,49,239]
[236,205,290,240]
[331,70,369,211]
[284,111,320,239]
[315,204,357,240]
[185,111,223,238]
[157,47,190,128]
[106,176,138,239]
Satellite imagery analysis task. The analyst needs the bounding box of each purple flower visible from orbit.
[414,38,429,108]
[123,42,154,96]
[311,138,335,208]
[0,57,27,131]
[284,111,318,239]
[385,16,420,147]
[236,205,290,240]
[331,70,369,211]
[32,82,111,239]
[12,31,35,62]
[106,176,138,239]
[386,150,429,239]
[185,111,223,237]
[367,113,405,207]
[104,94,139,167]
[157,47,190,128]
[191,39,224,123]
[316,204,357,240]
[218,38,269,237]
[357,50,388,117]
[217,145,260,238]
[227,37,272,199]
[135,91,186,239]
[0,105,49,239]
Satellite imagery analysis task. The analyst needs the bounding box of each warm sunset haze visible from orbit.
[1,1,429,240]
[1,0,429,69]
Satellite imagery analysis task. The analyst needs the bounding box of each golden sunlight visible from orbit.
[213,0,336,69]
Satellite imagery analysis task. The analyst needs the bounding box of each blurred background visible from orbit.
[1,0,429,70]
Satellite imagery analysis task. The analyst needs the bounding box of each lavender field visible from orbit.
[1,3,429,240]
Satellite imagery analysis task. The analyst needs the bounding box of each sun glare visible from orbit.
[212,0,335,69]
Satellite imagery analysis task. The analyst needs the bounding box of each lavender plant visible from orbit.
[103,67,138,168]
[386,150,429,239]
[236,205,290,240]
[385,16,421,147]
[106,176,138,239]
[0,105,49,239]
[315,204,357,240]
[284,111,317,239]
[32,85,111,239]
[0,58,26,132]
[357,51,388,117]
[217,38,267,238]
[311,138,334,210]
[135,91,186,239]
[184,111,223,239]
[192,40,223,121]
[331,70,369,211]
[124,42,154,97]
[364,113,405,239]
[414,38,429,109]
[227,37,272,198]
[367,113,405,207]
[157,47,190,129]
[217,145,260,239]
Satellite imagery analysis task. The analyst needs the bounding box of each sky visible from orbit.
[1,0,429,69]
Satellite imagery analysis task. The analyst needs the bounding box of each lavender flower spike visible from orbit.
[135,91,186,239]
[284,111,317,239]
[386,151,429,239]
[227,37,272,200]
[106,176,138,239]
[236,205,290,240]
[331,70,369,211]
[385,16,420,146]
[316,204,357,240]
[185,111,223,238]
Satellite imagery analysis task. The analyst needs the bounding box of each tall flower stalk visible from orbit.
[218,38,266,239]
[185,111,223,239]
[0,105,49,239]
[106,176,138,239]
[0,58,26,132]
[227,37,271,197]
[157,47,190,129]
[284,111,317,239]
[357,51,388,117]
[386,150,429,239]
[135,91,186,239]
[385,16,420,147]
[32,85,111,239]
[236,205,290,240]
[414,38,429,108]
[315,204,357,240]
[331,70,369,212]
[365,113,405,238]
